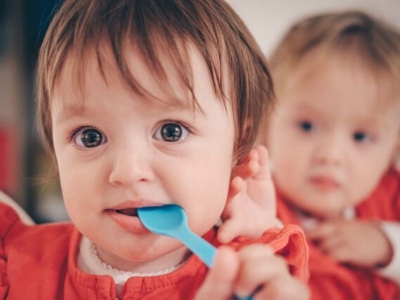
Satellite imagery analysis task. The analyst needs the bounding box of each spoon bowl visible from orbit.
[137,204,216,267]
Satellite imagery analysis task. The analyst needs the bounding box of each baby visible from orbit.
[0,0,309,299]
[262,10,400,299]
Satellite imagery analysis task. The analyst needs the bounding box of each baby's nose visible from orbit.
[108,146,154,186]
[314,136,344,166]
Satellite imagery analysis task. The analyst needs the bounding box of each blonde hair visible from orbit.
[270,10,400,99]
[37,0,273,162]
[266,10,400,159]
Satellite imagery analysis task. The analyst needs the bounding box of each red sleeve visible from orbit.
[0,203,21,298]
[229,224,309,283]
[270,225,309,282]
[357,168,400,221]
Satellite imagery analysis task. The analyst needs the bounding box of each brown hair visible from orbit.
[37,0,273,162]
[269,10,400,99]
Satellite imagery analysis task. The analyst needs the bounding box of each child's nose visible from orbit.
[108,146,154,186]
[313,136,344,166]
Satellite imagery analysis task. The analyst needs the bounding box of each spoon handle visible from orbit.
[179,228,216,268]
[180,229,253,300]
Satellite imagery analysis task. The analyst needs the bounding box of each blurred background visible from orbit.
[0,0,399,223]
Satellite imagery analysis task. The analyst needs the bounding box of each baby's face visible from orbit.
[267,54,400,219]
[51,43,235,272]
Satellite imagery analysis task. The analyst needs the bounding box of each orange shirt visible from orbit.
[1,203,308,299]
[277,168,400,300]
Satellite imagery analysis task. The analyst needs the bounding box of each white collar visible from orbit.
[78,236,185,286]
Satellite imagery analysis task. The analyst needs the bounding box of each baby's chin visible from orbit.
[97,237,190,272]
[289,193,352,219]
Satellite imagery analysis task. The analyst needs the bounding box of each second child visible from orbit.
[262,10,400,300]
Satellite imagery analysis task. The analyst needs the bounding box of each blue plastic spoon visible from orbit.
[137,204,216,267]
[137,204,252,300]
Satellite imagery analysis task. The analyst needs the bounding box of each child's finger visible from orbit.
[317,234,344,254]
[233,158,260,181]
[239,147,260,165]
[255,276,310,300]
[194,246,239,300]
[217,217,245,243]
[306,222,337,240]
[230,146,270,184]
[254,145,268,165]
[217,221,236,244]
[328,244,352,263]
[227,176,246,200]
[232,148,261,180]
[251,145,271,181]
[234,244,289,297]
[218,216,265,243]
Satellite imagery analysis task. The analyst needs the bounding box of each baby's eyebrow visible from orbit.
[53,95,207,123]
[146,93,206,116]
[53,103,86,123]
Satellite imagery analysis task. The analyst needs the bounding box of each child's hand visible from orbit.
[218,146,277,244]
[307,220,393,268]
[194,245,309,300]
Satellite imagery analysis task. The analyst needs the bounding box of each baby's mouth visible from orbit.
[115,208,138,217]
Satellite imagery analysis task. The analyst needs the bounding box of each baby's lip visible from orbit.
[107,200,164,216]
[115,207,138,216]
[310,176,340,190]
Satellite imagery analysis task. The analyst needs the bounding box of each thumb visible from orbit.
[217,218,242,244]
[195,246,239,300]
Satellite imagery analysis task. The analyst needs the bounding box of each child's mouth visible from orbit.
[106,207,148,234]
[115,208,138,217]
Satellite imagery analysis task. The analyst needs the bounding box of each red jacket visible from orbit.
[278,168,400,300]
[1,203,308,299]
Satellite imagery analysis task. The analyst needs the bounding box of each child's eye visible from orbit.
[299,121,314,132]
[154,122,189,142]
[74,128,106,148]
[353,131,371,143]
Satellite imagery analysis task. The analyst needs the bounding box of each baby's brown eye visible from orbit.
[154,122,189,142]
[300,121,313,132]
[75,128,105,148]
[162,123,182,142]
[353,131,372,143]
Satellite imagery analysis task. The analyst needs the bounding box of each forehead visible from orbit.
[282,52,400,124]
[52,40,225,120]
[56,41,186,101]
[288,49,396,103]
